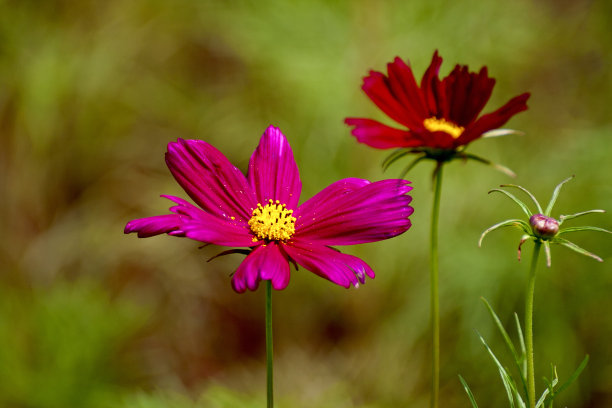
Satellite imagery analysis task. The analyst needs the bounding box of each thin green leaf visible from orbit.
[535,387,551,408]
[479,219,531,247]
[557,226,611,235]
[489,189,533,218]
[559,209,605,224]
[464,153,516,177]
[458,375,480,408]
[538,367,559,408]
[479,334,525,408]
[544,241,552,267]
[554,237,603,262]
[550,355,589,398]
[399,155,427,178]
[382,149,411,171]
[481,298,529,396]
[499,184,543,214]
[514,313,527,378]
[545,175,574,216]
[482,128,525,138]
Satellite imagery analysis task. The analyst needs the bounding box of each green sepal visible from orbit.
[557,226,612,235]
[559,209,605,225]
[489,189,533,218]
[479,219,531,247]
[544,176,574,216]
[382,148,412,171]
[482,128,525,138]
[543,241,552,267]
[518,234,532,261]
[463,153,516,178]
[499,183,543,214]
[552,237,603,262]
[399,155,427,179]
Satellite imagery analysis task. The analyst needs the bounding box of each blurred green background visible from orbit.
[1,0,610,407]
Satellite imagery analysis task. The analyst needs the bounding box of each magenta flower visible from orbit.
[125,126,413,292]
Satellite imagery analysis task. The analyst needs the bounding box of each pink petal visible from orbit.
[294,179,413,246]
[231,243,290,293]
[165,139,257,222]
[283,241,374,288]
[163,195,257,247]
[124,214,183,238]
[344,118,423,149]
[247,126,301,209]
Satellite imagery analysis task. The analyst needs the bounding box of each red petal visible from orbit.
[459,92,530,145]
[344,118,423,149]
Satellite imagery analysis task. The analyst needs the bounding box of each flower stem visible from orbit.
[266,280,274,408]
[430,164,443,408]
[525,241,541,408]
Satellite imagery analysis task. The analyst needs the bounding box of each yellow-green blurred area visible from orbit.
[1,0,611,407]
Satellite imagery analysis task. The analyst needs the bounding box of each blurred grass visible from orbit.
[0,0,610,407]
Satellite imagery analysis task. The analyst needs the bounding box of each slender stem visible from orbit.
[525,241,541,408]
[430,164,443,408]
[266,280,274,408]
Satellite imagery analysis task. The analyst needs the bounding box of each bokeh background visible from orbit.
[1,0,611,407]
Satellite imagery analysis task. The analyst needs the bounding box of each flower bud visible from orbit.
[529,213,559,238]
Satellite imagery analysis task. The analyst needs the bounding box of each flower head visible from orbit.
[479,176,610,267]
[345,51,530,174]
[125,126,413,292]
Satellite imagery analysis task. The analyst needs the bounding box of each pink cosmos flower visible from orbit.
[345,51,530,151]
[125,126,413,293]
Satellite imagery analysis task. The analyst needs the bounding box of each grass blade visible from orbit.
[514,313,527,379]
[481,298,529,396]
[550,355,589,398]
[479,333,525,408]
[459,375,480,408]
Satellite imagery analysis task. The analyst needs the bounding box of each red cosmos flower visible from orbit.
[125,126,413,292]
[345,51,530,154]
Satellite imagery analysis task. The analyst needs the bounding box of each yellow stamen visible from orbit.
[423,117,464,139]
[248,199,296,242]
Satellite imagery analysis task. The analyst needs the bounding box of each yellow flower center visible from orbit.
[248,199,296,242]
[423,117,464,139]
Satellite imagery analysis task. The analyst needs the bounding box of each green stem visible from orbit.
[266,280,274,408]
[430,164,443,408]
[525,241,541,408]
